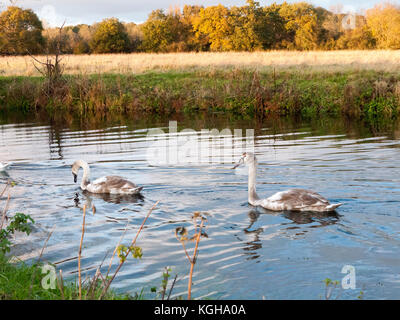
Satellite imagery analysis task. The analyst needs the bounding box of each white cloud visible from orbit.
[37,5,65,27]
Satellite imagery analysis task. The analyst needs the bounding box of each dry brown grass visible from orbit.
[2,50,400,76]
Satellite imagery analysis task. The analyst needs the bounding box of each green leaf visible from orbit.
[130,246,143,259]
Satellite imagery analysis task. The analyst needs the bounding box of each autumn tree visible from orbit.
[44,26,72,54]
[124,22,142,52]
[140,9,190,52]
[262,3,287,49]
[193,4,234,51]
[335,26,375,49]
[3,1,397,55]
[278,2,323,50]
[181,5,208,51]
[0,6,44,54]
[366,3,400,49]
[318,10,343,49]
[335,15,376,49]
[229,0,267,51]
[234,0,287,50]
[90,18,131,53]
[71,24,93,54]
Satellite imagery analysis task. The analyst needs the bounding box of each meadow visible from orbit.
[0,50,400,122]
[2,50,400,76]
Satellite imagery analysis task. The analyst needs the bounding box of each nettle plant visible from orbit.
[0,213,35,254]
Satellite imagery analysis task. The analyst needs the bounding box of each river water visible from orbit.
[1,114,400,299]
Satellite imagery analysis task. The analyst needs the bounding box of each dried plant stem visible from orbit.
[28,224,55,297]
[99,200,160,300]
[37,225,55,264]
[57,270,65,300]
[0,193,10,230]
[87,269,101,299]
[187,218,204,300]
[0,182,9,198]
[0,181,11,230]
[105,217,132,279]
[87,251,109,299]
[161,268,169,300]
[78,204,87,300]
[167,274,178,300]
[180,240,192,263]
[27,21,65,92]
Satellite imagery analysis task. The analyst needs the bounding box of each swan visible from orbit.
[71,160,143,195]
[232,152,342,212]
[0,162,12,171]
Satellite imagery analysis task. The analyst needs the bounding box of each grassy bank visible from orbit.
[0,185,151,300]
[0,68,399,120]
[0,253,134,300]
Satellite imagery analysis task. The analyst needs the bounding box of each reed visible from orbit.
[175,212,208,300]
[78,204,86,300]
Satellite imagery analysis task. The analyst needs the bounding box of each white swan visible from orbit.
[233,152,342,212]
[71,160,143,195]
[0,162,12,171]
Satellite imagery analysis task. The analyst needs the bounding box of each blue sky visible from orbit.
[10,0,393,26]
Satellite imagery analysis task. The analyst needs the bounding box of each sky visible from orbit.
[1,0,395,27]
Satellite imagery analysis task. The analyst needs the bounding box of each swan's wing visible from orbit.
[89,176,142,194]
[265,189,329,211]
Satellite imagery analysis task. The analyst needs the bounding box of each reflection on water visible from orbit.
[82,191,145,205]
[241,208,340,262]
[1,114,400,299]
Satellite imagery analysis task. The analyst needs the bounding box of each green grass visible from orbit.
[0,253,136,300]
[0,69,399,121]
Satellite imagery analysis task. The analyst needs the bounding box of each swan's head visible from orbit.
[232,152,257,169]
[71,160,80,183]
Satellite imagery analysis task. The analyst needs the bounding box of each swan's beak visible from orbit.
[73,173,77,183]
[232,163,240,169]
[232,157,244,169]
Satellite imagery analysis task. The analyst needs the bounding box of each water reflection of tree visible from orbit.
[49,125,63,160]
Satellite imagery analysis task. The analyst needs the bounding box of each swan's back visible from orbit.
[88,176,142,195]
[261,188,342,212]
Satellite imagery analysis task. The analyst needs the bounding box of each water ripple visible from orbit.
[1,117,400,299]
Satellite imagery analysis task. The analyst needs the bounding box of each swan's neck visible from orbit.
[248,161,260,205]
[78,160,91,190]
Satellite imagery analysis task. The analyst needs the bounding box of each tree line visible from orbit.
[1,1,400,55]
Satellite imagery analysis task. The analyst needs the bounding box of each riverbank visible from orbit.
[1,68,399,121]
[0,253,135,300]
